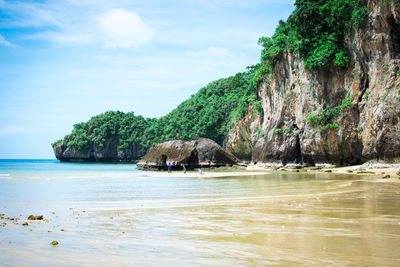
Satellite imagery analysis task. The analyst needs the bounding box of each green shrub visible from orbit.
[274,128,283,134]
[257,127,262,138]
[254,100,263,116]
[52,139,63,146]
[254,0,368,83]
[364,91,370,101]
[307,95,354,128]
[382,90,390,101]
[320,123,339,130]
[284,128,293,134]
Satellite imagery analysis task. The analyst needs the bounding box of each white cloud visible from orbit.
[0,34,16,48]
[0,125,36,136]
[1,0,153,49]
[97,8,153,48]
[186,46,231,57]
[32,8,154,48]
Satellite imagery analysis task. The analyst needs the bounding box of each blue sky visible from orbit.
[0,0,295,159]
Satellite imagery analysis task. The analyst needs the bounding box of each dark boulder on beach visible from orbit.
[137,138,239,170]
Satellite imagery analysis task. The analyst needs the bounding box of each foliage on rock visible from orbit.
[251,0,368,87]
[56,71,258,151]
[306,95,354,129]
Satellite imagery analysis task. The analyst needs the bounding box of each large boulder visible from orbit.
[137,138,240,170]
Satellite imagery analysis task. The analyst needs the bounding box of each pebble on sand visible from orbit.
[28,215,43,220]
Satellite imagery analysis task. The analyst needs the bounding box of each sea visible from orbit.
[1,159,400,266]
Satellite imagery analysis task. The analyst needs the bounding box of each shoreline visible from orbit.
[138,163,400,181]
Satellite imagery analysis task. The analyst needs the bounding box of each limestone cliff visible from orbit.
[225,104,262,161]
[52,136,146,162]
[227,0,400,165]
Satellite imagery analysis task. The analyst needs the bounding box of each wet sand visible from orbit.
[1,170,400,266]
[139,164,400,180]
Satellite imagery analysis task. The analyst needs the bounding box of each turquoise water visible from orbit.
[1,160,400,266]
[0,159,140,176]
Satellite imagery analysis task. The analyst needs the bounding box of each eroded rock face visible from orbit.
[228,0,400,165]
[226,104,262,161]
[137,138,239,170]
[52,136,146,162]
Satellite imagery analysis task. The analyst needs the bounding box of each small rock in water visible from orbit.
[50,240,59,246]
[382,175,390,179]
[324,170,332,173]
[22,222,28,226]
[60,229,65,232]
[346,170,353,173]
[396,169,400,177]
[28,215,43,220]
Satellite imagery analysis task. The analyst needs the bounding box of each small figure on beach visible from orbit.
[167,163,172,173]
[198,168,203,175]
[182,164,186,173]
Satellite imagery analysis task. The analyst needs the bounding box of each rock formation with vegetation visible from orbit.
[229,0,400,165]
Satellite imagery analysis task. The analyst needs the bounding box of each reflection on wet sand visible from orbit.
[1,173,400,266]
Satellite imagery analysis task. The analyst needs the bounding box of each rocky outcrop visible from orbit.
[227,0,400,165]
[226,104,262,161]
[52,136,146,162]
[137,138,239,170]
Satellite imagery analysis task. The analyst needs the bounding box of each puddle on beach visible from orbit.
[1,172,400,266]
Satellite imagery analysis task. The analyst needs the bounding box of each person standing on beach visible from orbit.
[167,163,172,173]
[182,164,186,174]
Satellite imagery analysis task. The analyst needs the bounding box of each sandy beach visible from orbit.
[1,160,400,266]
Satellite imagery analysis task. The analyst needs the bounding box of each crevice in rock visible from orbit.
[388,16,400,59]
[352,41,370,102]
[186,149,199,170]
[294,134,302,164]
[358,73,369,102]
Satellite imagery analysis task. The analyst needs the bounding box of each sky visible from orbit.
[0,0,295,159]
